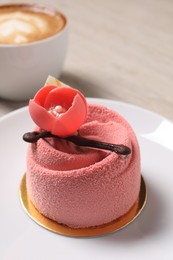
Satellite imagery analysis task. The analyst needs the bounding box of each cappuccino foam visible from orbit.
[0,4,66,45]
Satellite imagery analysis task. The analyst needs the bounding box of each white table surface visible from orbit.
[0,0,173,121]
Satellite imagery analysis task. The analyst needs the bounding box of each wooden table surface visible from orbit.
[0,0,173,121]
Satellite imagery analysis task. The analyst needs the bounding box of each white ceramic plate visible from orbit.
[0,98,173,260]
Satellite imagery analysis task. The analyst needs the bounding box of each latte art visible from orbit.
[0,4,66,44]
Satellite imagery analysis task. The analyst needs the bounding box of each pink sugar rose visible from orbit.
[29,85,88,137]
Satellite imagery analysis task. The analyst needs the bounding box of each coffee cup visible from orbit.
[0,3,68,100]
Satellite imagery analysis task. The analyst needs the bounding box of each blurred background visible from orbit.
[0,0,173,120]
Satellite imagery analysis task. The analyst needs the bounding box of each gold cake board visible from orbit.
[19,174,147,237]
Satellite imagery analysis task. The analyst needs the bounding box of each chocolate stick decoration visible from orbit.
[23,131,131,156]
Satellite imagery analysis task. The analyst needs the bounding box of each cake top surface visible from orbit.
[23,76,131,156]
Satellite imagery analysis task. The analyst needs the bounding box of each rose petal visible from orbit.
[29,99,56,131]
[44,86,79,110]
[34,85,59,106]
[52,93,87,137]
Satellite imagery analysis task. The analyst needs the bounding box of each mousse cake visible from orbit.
[23,77,141,230]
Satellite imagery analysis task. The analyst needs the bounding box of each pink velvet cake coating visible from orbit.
[26,104,141,228]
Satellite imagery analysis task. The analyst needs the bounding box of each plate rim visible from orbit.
[0,97,173,259]
[0,98,172,125]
